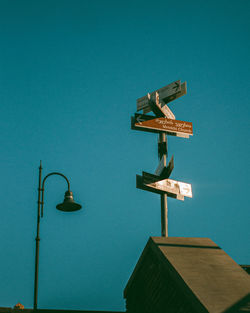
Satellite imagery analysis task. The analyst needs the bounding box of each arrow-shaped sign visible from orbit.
[132,113,154,124]
[155,156,165,177]
[137,80,182,113]
[155,155,174,178]
[172,81,180,92]
[136,172,192,201]
[137,81,187,115]
[144,82,187,114]
[136,115,145,124]
[132,114,193,138]
[161,81,187,105]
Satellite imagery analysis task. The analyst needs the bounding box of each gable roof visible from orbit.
[124,237,250,313]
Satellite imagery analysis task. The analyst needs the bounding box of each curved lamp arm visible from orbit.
[41,172,71,217]
[34,163,81,310]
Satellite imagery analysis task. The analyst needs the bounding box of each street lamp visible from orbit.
[33,161,82,310]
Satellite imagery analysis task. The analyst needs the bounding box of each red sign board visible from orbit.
[133,115,193,137]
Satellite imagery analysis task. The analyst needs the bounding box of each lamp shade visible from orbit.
[56,191,82,212]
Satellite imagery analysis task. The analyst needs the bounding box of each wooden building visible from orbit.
[124,237,250,313]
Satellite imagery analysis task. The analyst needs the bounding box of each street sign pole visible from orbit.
[161,193,168,237]
[159,132,168,237]
[133,80,192,238]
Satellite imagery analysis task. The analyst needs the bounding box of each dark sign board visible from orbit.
[155,155,174,179]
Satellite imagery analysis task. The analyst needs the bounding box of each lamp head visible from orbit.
[56,191,82,212]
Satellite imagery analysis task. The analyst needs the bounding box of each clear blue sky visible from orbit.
[0,0,249,311]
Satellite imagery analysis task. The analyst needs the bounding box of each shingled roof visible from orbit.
[124,237,250,313]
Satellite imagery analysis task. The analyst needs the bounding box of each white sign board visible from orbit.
[160,103,175,119]
[153,92,176,119]
[145,178,192,200]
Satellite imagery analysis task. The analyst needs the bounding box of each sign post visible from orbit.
[159,132,168,237]
[131,80,193,237]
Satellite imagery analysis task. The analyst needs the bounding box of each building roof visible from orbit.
[124,237,250,313]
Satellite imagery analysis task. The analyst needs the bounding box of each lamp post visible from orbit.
[33,161,82,310]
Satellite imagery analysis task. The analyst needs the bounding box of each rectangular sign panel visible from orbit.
[137,175,184,200]
[137,80,181,112]
[163,81,187,105]
[138,81,187,114]
[146,178,192,198]
[137,173,192,200]
[161,104,176,119]
[132,114,193,137]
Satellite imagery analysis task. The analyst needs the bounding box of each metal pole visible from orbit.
[34,161,42,310]
[159,133,168,237]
